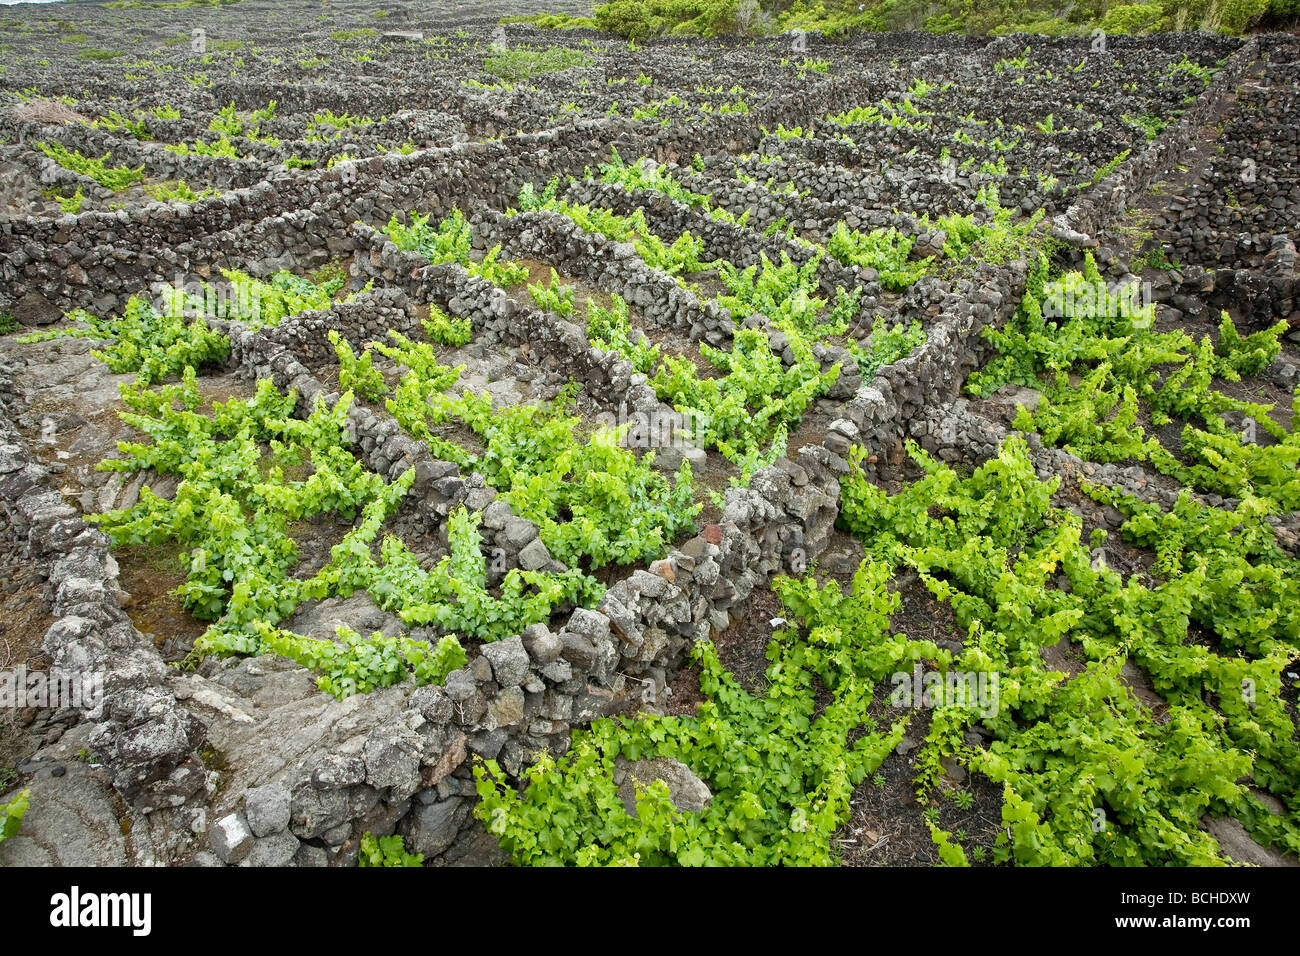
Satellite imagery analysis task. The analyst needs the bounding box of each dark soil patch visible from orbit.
[645,329,724,380]
[660,659,705,718]
[510,257,616,327]
[0,546,57,778]
[711,583,781,698]
[114,541,205,661]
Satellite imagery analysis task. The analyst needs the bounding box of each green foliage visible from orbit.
[651,324,838,465]
[35,141,144,191]
[80,47,124,61]
[93,374,410,642]
[1215,313,1286,378]
[522,196,846,468]
[1101,2,1164,33]
[517,182,712,280]
[1014,366,1150,462]
[0,789,30,844]
[717,251,857,339]
[765,123,810,141]
[329,330,387,403]
[260,623,465,699]
[528,269,576,317]
[205,268,362,329]
[208,101,243,136]
[501,12,599,29]
[710,426,788,510]
[587,294,661,375]
[20,294,229,386]
[1093,149,1132,184]
[383,209,528,286]
[849,315,926,381]
[838,436,1300,864]
[48,185,85,213]
[358,832,423,866]
[827,100,927,130]
[422,304,473,347]
[385,338,700,569]
[330,27,380,42]
[1168,54,1213,83]
[482,46,593,83]
[1131,243,1181,272]
[315,502,605,642]
[164,134,240,158]
[1124,112,1169,141]
[475,557,914,865]
[76,361,522,694]
[929,185,1043,267]
[386,208,469,262]
[92,109,151,139]
[204,99,275,142]
[593,0,750,40]
[828,223,933,291]
[929,822,972,866]
[978,253,1300,509]
[474,246,530,287]
[145,180,220,203]
[599,148,713,211]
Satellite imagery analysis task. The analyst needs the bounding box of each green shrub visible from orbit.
[1101,2,1165,32]
[359,832,423,866]
[0,790,30,844]
[482,46,593,82]
[36,142,144,191]
[422,304,473,347]
[330,27,379,42]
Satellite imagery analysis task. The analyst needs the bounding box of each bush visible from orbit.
[482,46,594,82]
[503,13,600,29]
[593,1,748,39]
[0,790,30,844]
[1101,2,1165,31]
[330,27,379,42]
[540,0,1271,36]
[358,832,423,867]
[1159,0,1268,31]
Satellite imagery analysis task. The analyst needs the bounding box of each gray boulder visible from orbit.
[615,757,712,817]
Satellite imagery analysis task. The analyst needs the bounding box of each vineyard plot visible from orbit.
[0,1,1296,869]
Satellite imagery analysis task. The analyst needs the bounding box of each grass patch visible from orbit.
[331,27,379,42]
[482,46,593,84]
